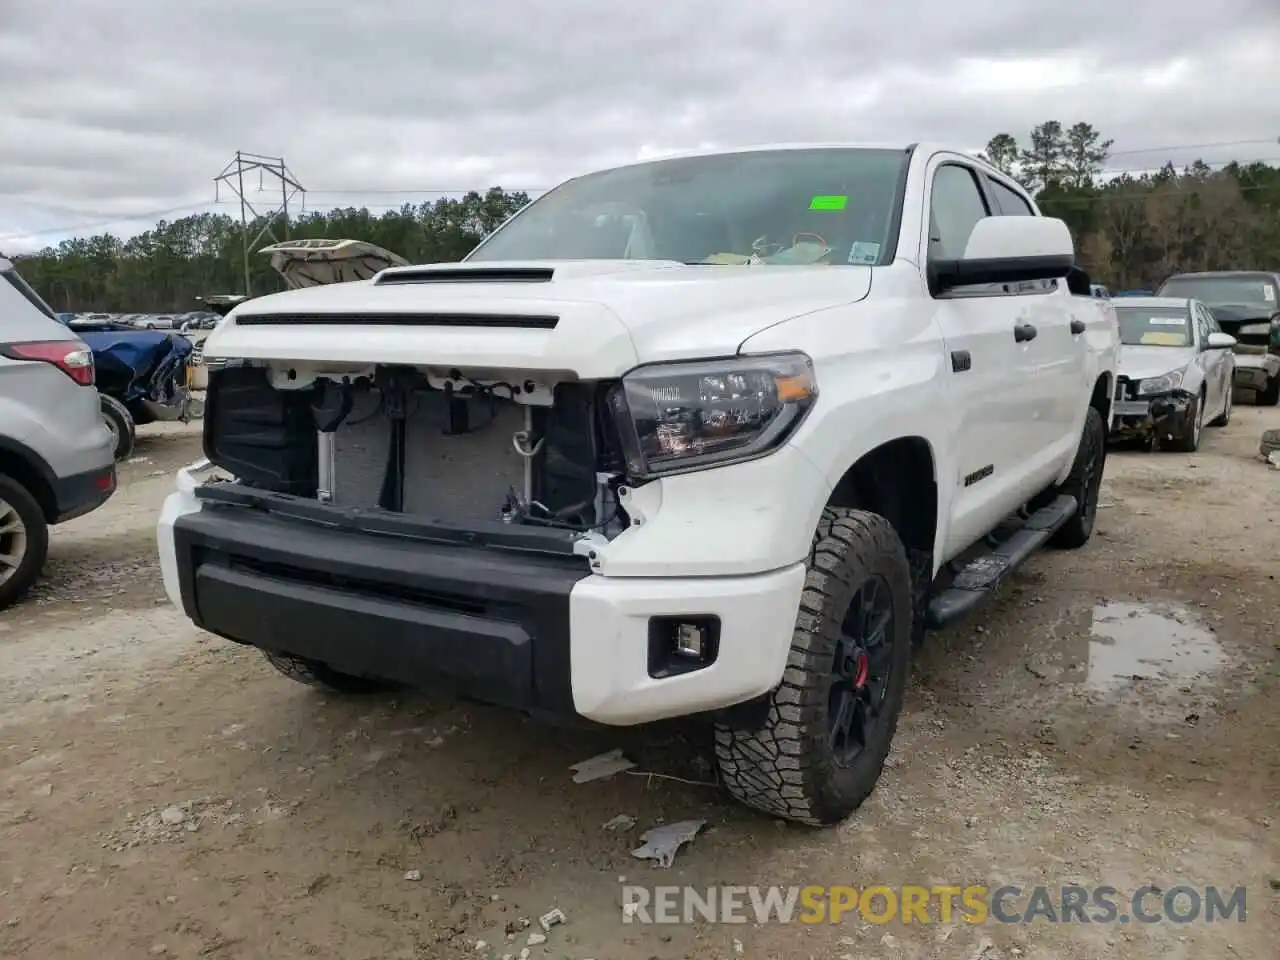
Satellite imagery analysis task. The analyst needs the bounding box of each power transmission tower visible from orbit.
[213,151,306,296]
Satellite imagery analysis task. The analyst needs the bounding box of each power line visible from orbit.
[1106,138,1277,158]
[0,202,217,243]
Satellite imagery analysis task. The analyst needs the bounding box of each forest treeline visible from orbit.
[10,124,1280,311]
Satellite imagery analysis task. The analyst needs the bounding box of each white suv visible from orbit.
[158,144,1118,825]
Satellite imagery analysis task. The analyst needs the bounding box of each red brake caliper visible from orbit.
[853,652,870,692]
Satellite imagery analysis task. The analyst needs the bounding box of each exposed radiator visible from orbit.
[331,390,528,524]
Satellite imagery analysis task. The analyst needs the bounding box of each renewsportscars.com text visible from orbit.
[621,884,1248,925]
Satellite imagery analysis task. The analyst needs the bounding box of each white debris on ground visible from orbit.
[631,819,707,867]
[601,813,636,832]
[569,748,635,783]
[537,907,566,932]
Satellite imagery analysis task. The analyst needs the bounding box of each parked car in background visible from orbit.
[1154,271,1280,406]
[1111,296,1236,451]
[60,314,196,460]
[0,254,116,609]
[1090,283,1111,299]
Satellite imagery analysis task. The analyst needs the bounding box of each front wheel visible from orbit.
[1208,386,1232,427]
[0,475,49,611]
[1166,392,1204,453]
[713,508,913,826]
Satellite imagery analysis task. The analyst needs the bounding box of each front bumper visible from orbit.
[1109,391,1195,441]
[157,463,805,726]
[1233,354,1280,392]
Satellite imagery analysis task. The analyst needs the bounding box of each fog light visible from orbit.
[648,616,720,678]
[674,622,707,659]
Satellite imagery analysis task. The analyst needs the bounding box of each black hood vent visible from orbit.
[374,266,555,285]
[234,312,559,329]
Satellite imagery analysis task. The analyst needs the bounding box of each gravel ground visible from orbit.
[0,408,1277,960]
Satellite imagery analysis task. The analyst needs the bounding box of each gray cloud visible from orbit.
[2,0,1278,251]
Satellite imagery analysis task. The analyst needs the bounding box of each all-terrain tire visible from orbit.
[1208,386,1232,427]
[1258,374,1280,407]
[713,508,914,826]
[1048,405,1107,549]
[0,474,50,611]
[262,652,398,694]
[99,394,136,461]
[1165,390,1204,453]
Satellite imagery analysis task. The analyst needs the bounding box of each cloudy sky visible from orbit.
[2,0,1278,254]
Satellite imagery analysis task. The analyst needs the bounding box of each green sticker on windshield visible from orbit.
[809,195,848,211]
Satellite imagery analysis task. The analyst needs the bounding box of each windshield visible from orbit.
[466,148,909,267]
[1156,275,1278,308]
[1115,306,1193,347]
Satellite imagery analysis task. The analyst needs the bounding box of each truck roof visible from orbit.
[1162,270,1280,281]
[568,142,1010,181]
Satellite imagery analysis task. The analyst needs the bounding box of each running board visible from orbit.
[926,495,1078,628]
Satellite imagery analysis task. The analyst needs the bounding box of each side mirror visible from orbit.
[930,216,1075,294]
[1205,332,1236,350]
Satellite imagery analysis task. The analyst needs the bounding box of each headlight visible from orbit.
[608,352,817,479]
[1136,370,1184,395]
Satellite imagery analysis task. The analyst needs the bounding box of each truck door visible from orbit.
[981,174,1086,479]
[924,161,1037,558]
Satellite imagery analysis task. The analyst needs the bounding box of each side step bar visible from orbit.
[926,494,1078,629]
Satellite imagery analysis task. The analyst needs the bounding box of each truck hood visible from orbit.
[201,259,873,377]
[258,238,411,289]
[1118,344,1195,382]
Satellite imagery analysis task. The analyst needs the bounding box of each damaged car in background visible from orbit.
[1111,296,1235,452]
[1155,270,1280,406]
[59,314,196,461]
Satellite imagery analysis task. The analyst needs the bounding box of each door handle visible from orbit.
[1014,323,1038,343]
[1070,319,1086,335]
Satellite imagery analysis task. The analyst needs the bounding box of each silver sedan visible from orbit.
[1110,296,1236,452]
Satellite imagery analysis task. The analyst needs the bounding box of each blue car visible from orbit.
[56,314,195,460]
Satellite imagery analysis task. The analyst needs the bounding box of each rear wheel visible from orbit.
[262,652,398,694]
[1258,374,1280,407]
[1048,405,1107,549]
[99,394,136,461]
[0,475,49,611]
[713,508,913,826]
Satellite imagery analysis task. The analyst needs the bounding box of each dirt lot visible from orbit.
[1,407,1277,960]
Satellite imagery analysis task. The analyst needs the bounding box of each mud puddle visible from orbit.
[1084,601,1225,692]
[1022,598,1232,726]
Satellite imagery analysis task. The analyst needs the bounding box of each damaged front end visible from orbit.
[201,362,631,562]
[1111,373,1196,445]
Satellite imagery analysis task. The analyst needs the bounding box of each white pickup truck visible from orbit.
[158,143,1120,826]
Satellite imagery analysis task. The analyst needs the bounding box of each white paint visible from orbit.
[158,142,1121,726]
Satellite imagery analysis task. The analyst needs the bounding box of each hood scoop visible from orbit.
[375,265,555,285]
